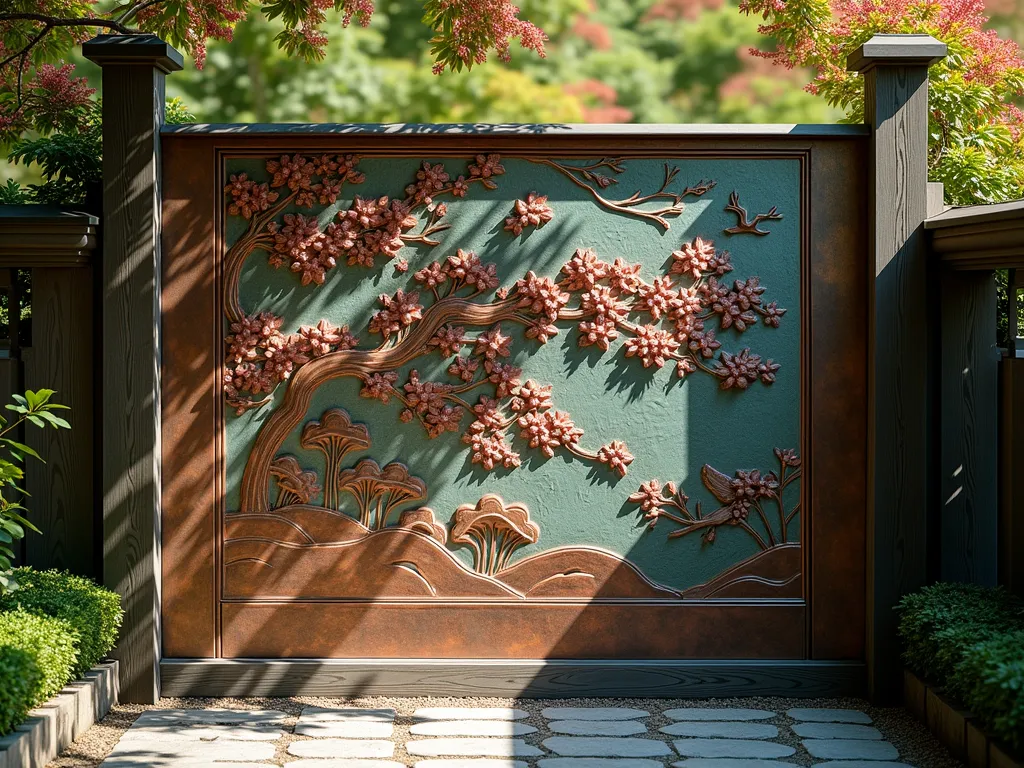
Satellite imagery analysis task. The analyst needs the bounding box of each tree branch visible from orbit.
[0,14,133,33]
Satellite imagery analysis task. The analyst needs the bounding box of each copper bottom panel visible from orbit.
[219,602,806,659]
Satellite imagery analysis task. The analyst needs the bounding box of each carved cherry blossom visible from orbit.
[525,318,559,344]
[637,275,681,320]
[598,440,634,477]
[505,192,554,235]
[450,494,539,575]
[360,371,399,403]
[472,324,511,360]
[486,361,523,398]
[406,161,450,205]
[624,325,680,368]
[300,409,371,510]
[269,455,321,508]
[515,271,570,322]
[225,173,279,219]
[715,348,762,389]
[578,317,619,351]
[337,459,428,530]
[429,325,465,357]
[509,380,553,414]
[518,409,584,458]
[561,248,610,291]
[608,257,643,295]
[463,425,522,471]
[397,507,448,544]
[670,236,717,279]
[762,301,787,327]
[581,285,628,320]
[448,355,480,382]
[299,320,357,356]
[369,289,423,338]
[468,154,506,180]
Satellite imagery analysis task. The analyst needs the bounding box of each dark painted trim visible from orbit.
[160,123,871,137]
[161,659,865,698]
[926,200,1024,270]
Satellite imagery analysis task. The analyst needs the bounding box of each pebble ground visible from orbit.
[44,695,964,768]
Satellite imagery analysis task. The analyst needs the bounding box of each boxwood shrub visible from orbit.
[897,582,1024,689]
[954,630,1024,752]
[0,610,77,736]
[0,568,122,677]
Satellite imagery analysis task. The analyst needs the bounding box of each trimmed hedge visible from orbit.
[954,630,1024,751]
[0,568,122,677]
[0,610,77,736]
[898,583,1024,754]
[897,582,1024,691]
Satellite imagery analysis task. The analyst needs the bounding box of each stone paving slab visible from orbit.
[786,708,871,724]
[548,721,648,737]
[542,738,671,757]
[100,740,277,765]
[672,740,796,759]
[131,709,289,726]
[285,762,406,768]
[294,721,395,738]
[811,763,914,767]
[664,710,773,722]
[673,761,798,767]
[117,725,285,742]
[414,709,528,721]
[414,760,528,768]
[287,739,395,758]
[299,707,396,722]
[539,759,665,768]
[407,739,543,757]
[542,709,649,721]
[790,722,882,740]
[801,739,898,760]
[660,723,778,739]
[410,721,537,736]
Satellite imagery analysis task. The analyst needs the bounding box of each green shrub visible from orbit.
[955,630,1024,752]
[897,583,1024,686]
[0,610,77,736]
[0,568,122,677]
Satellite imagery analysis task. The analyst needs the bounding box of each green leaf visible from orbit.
[0,440,40,460]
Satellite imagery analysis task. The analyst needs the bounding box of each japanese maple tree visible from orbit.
[742,0,1024,204]
[0,0,547,142]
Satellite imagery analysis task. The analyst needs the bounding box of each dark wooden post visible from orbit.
[848,33,947,702]
[83,34,183,704]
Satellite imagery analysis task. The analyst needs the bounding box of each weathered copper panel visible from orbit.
[161,130,868,662]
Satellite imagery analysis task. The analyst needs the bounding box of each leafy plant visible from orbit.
[4,97,194,207]
[0,390,71,596]
[0,609,77,736]
[896,582,1024,686]
[0,568,123,677]
[955,630,1024,752]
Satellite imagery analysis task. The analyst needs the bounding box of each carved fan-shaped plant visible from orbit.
[450,494,540,576]
[269,455,321,509]
[300,408,371,510]
[397,507,448,544]
[336,459,428,530]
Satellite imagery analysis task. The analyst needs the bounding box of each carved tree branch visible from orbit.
[723,191,783,236]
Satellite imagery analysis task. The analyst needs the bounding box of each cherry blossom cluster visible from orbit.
[504,193,554,235]
[514,239,786,390]
[629,448,801,548]
[223,314,356,414]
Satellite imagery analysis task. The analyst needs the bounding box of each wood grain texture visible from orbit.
[160,658,864,698]
[91,61,167,704]
[160,137,219,659]
[22,267,97,579]
[999,358,1024,597]
[862,64,935,702]
[939,268,998,585]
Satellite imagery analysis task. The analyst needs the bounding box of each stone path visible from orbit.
[88,703,934,768]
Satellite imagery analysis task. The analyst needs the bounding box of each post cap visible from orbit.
[847,34,947,73]
[83,34,184,73]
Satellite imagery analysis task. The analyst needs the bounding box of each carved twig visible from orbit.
[723,191,783,236]
[528,158,715,231]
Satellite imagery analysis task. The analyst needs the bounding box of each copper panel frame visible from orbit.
[161,131,867,662]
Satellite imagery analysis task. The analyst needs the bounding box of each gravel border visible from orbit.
[46,695,964,768]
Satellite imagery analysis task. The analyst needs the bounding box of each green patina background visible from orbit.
[225,154,802,592]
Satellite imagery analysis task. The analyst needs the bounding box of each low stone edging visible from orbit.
[904,667,1021,768]
[0,660,118,768]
